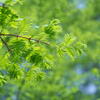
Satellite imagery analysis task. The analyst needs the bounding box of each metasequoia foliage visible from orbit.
[0,0,86,85]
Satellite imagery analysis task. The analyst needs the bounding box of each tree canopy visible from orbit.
[0,0,100,100]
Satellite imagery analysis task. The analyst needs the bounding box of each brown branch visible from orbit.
[0,33,50,45]
[0,36,12,55]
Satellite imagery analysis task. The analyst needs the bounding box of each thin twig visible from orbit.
[0,36,12,55]
[0,33,50,45]
[0,28,12,55]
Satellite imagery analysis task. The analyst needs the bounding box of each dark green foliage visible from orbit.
[0,5,18,28]
[29,52,43,65]
[7,64,23,79]
[44,19,62,38]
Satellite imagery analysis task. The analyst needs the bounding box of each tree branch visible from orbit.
[0,36,12,55]
[0,33,50,45]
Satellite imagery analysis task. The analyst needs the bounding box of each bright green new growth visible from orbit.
[57,34,87,60]
[0,0,86,86]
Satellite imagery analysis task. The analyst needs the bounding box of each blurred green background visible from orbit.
[0,0,100,100]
